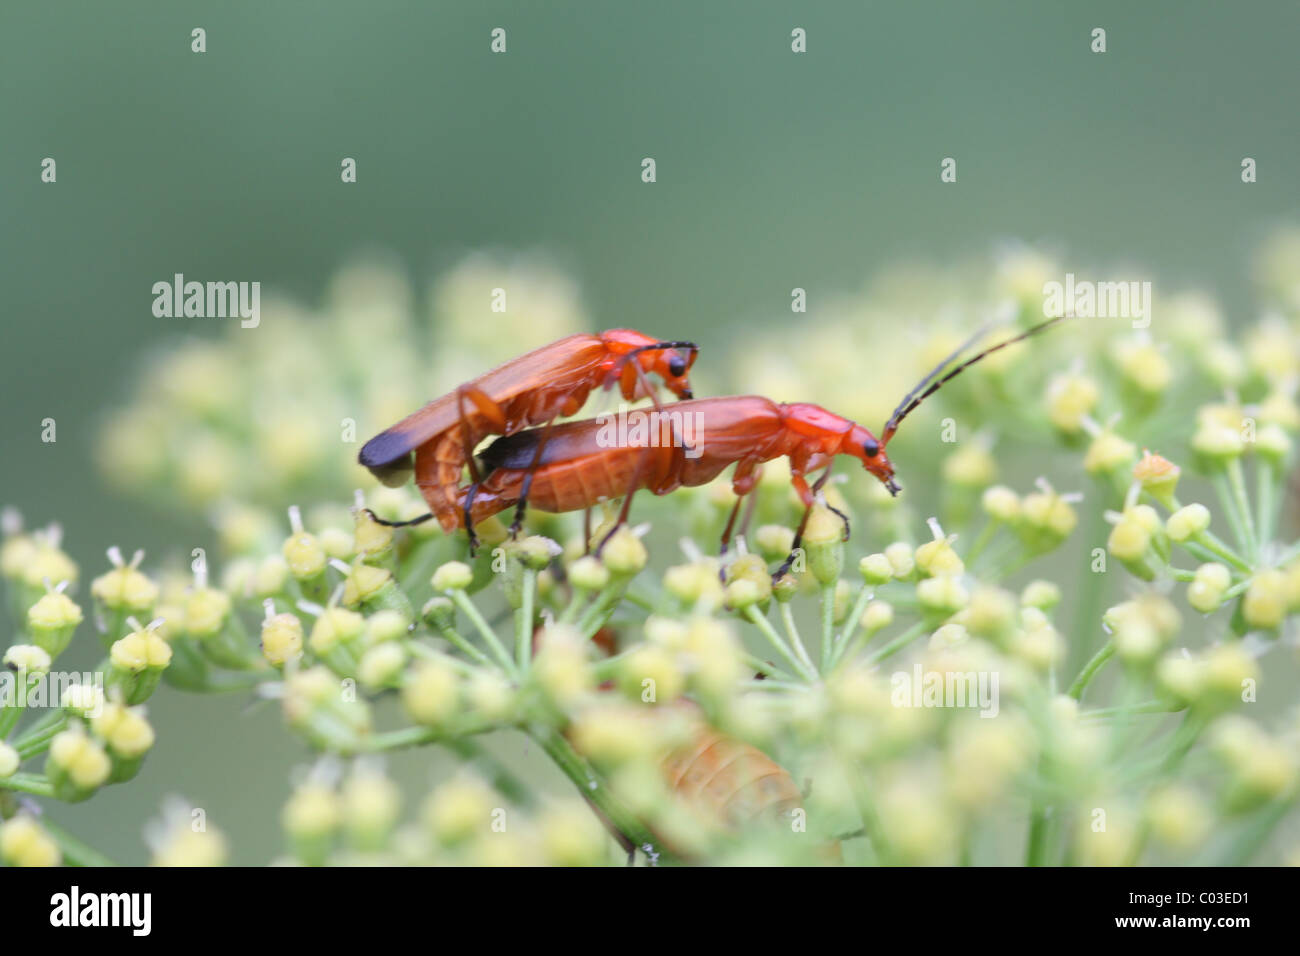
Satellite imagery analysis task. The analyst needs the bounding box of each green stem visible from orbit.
[449,589,515,676]
[0,772,54,797]
[577,580,628,640]
[964,518,1000,565]
[1256,461,1279,548]
[1183,534,1252,573]
[1067,641,1114,701]
[818,584,835,673]
[1214,789,1299,866]
[531,727,673,864]
[1225,458,1257,558]
[41,818,118,867]
[516,568,536,674]
[830,585,874,669]
[779,603,818,677]
[863,621,927,667]
[745,606,816,681]
[558,584,592,626]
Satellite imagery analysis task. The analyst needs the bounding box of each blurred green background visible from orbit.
[2,1,1297,862]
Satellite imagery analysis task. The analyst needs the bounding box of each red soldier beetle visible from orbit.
[463,314,1066,571]
[356,330,698,549]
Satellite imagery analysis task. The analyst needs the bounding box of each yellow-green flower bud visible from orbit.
[1012,619,1065,671]
[421,596,455,631]
[319,527,355,561]
[0,815,60,867]
[1156,653,1204,706]
[149,816,231,868]
[342,768,402,851]
[725,577,766,611]
[92,702,156,760]
[861,600,894,635]
[1259,390,1300,431]
[802,506,845,586]
[1201,643,1259,709]
[601,527,648,577]
[431,561,474,592]
[1187,562,1231,614]
[965,587,1017,641]
[1116,341,1172,395]
[341,561,396,609]
[1046,372,1099,434]
[981,485,1020,522]
[540,801,608,866]
[617,644,684,703]
[401,658,459,725]
[1144,785,1211,850]
[91,563,159,615]
[1256,423,1292,463]
[283,782,341,865]
[771,572,799,603]
[917,576,969,617]
[533,625,594,707]
[283,531,328,580]
[755,525,796,564]
[1019,488,1078,549]
[884,542,915,579]
[832,579,853,625]
[929,623,969,650]
[1243,569,1289,630]
[62,682,105,719]
[26,588,83,658]
[184,587,231,638]
[359,642,408,691]
[662,562,721,606]
[859,553,893,586]
[364,609,409,647]
[1020,580,1061,611]
[1133,450,1181,507]
[0,742,19,778]
[353,508,395,559]
[512,535,560,571]
[253,556,289,598]
[48,726,111,797]
[1106,595,1180,665]
[109,624,172,704]
[942,443,996,487]
[684,617,745,697]
[309,607,365,654]
[1107,511,1153,563]
[1083,430,1137,476]
[423,776,496,846]
[915,535,964,577]
[3,644,51,676]
[1191,421,1245,463]
[568,555,611,592]
[467,670,515,721]
[261,612,304,667]
[1166,503,1211,542]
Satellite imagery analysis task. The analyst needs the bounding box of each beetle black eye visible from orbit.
[668,355,686,377]
[863,439,879,458]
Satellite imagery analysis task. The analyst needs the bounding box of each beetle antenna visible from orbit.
[881,314,1069,444]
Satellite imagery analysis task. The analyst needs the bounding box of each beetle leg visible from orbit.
[456,384,510,485]
[508,413,562,538]
[462,481,483,555]
[773,467,834,580]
